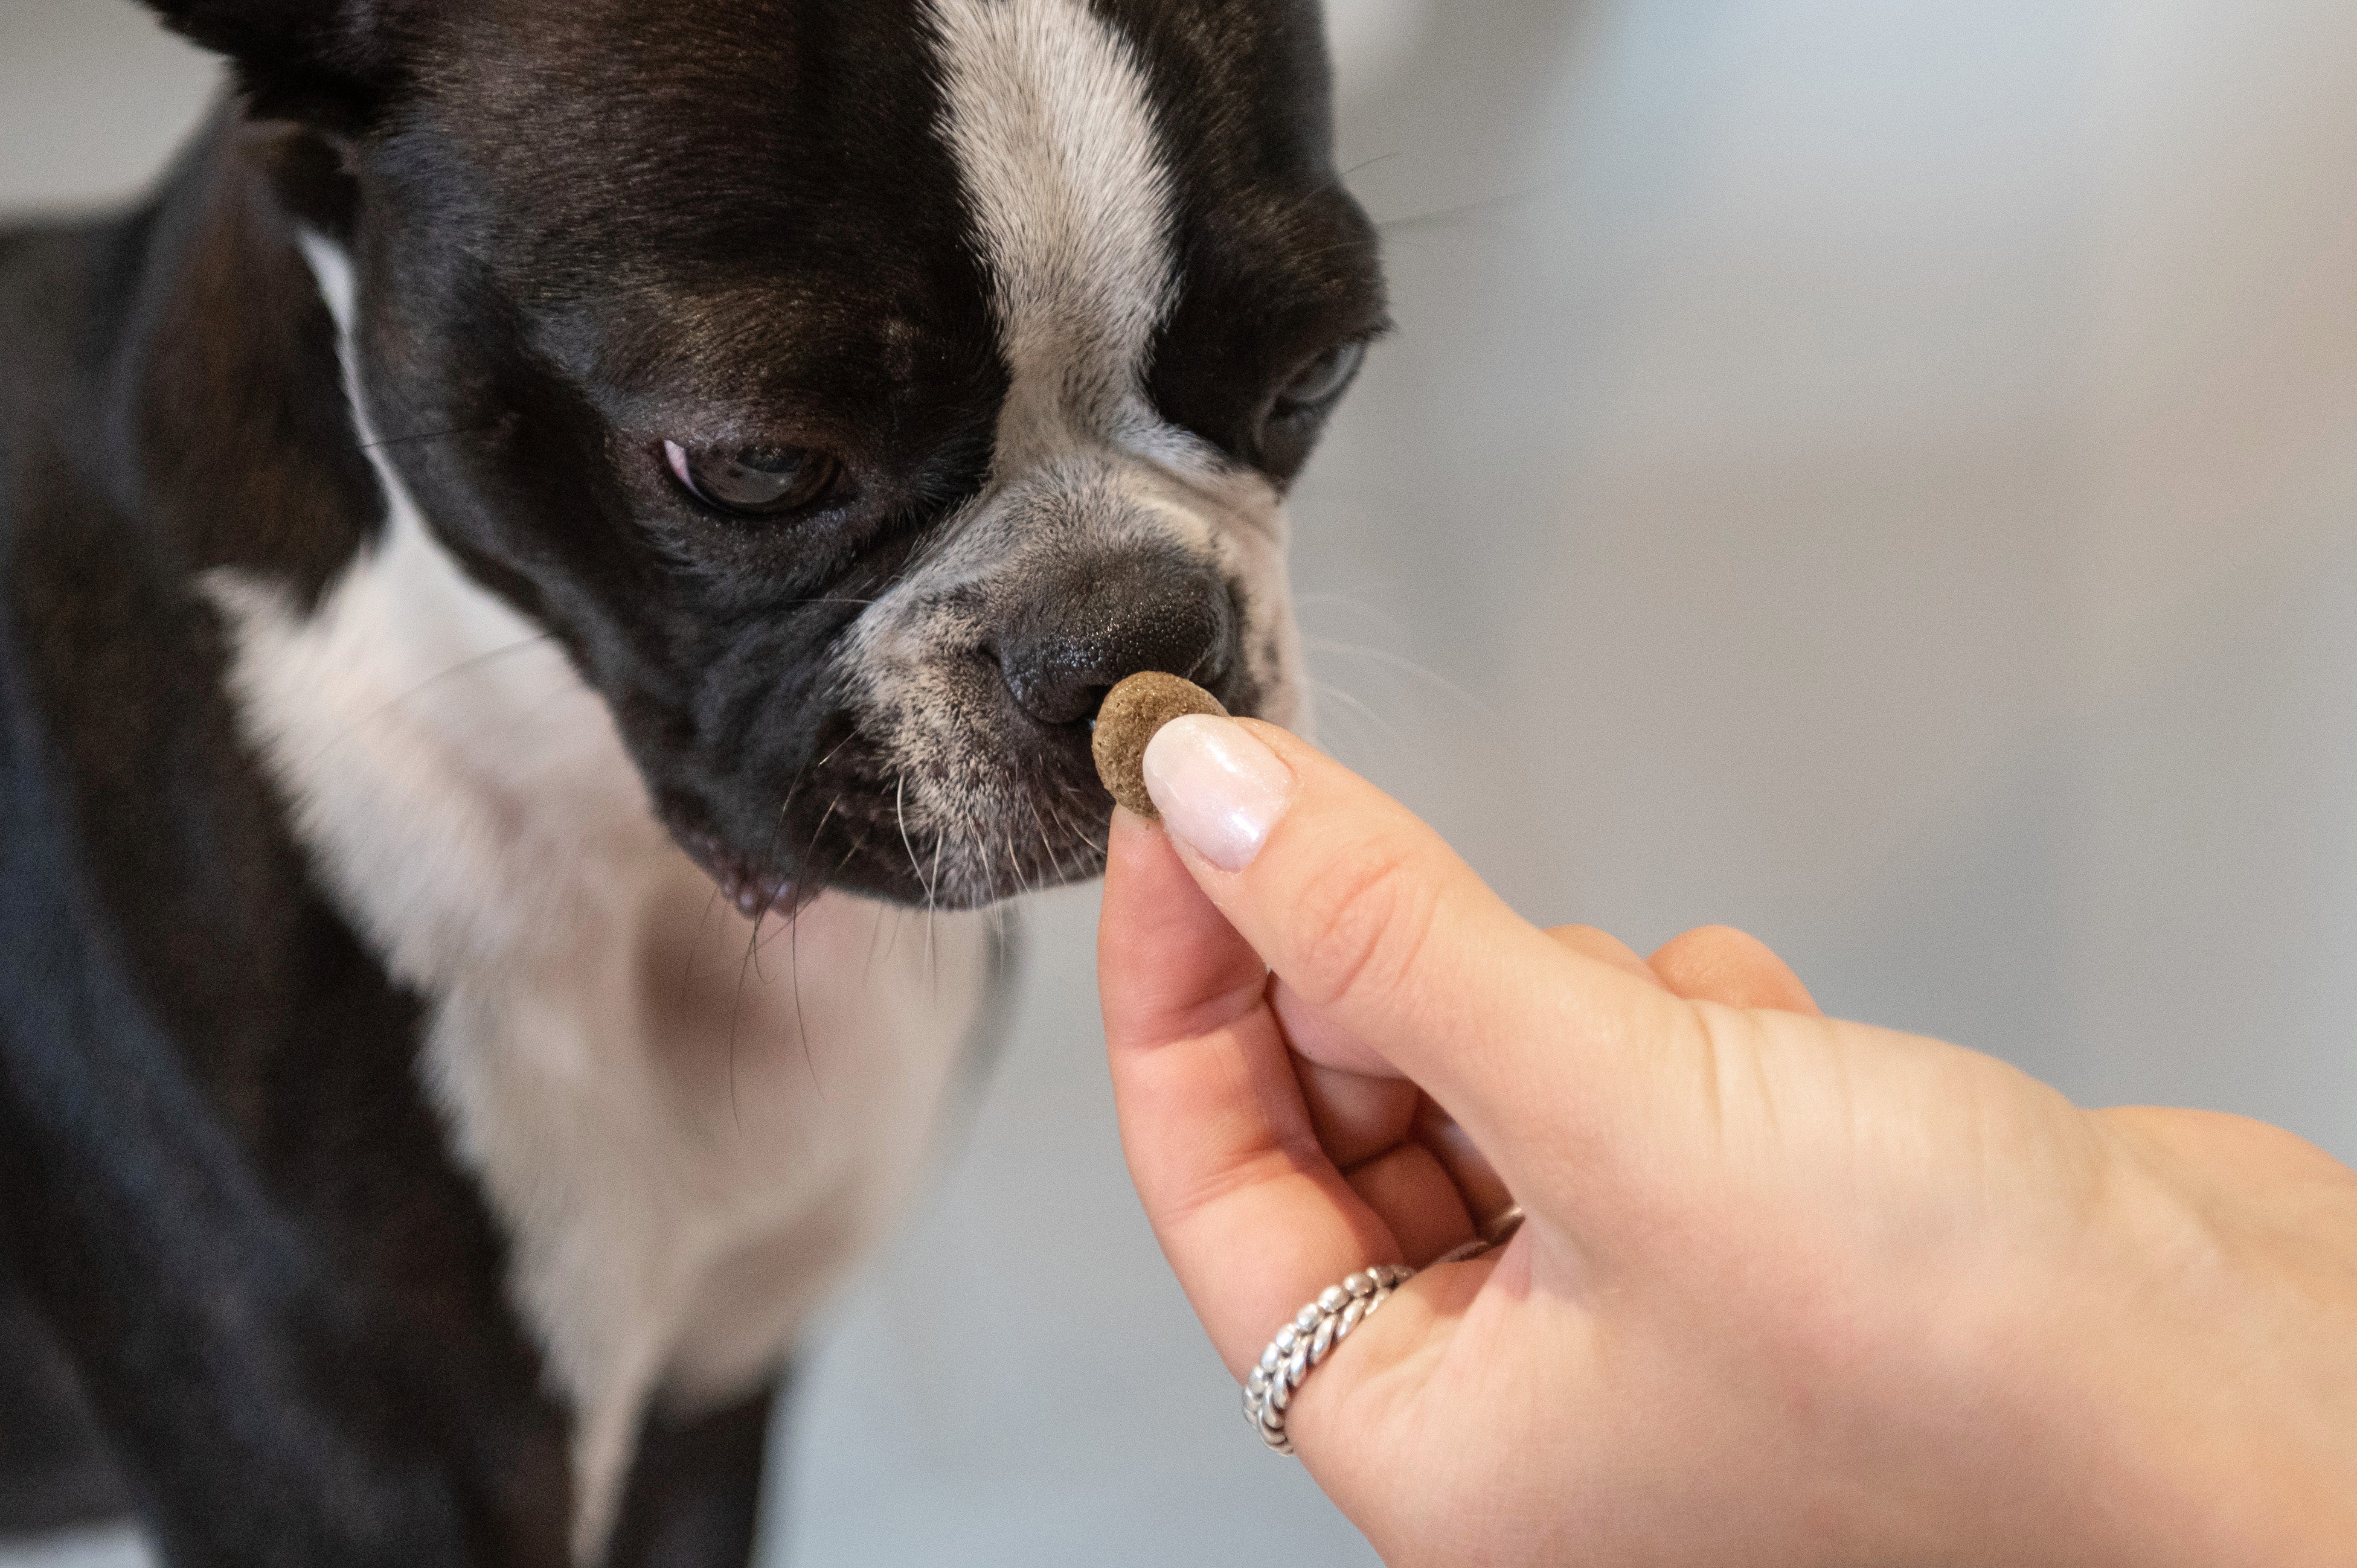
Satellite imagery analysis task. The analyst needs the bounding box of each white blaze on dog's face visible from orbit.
[844,0,1309,904]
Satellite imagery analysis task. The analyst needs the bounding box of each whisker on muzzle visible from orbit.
[1028,795,1071,889]
[1306,674,1402,748]
[1301,633,1495,723]
[925,834,945,993]
[781,795,842,1096]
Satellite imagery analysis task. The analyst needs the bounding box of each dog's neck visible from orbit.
[210,227,665,985]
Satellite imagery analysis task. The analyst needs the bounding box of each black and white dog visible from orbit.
[0,1,1381,1563]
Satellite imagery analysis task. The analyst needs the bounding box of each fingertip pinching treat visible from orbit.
[1091,671,1228,819]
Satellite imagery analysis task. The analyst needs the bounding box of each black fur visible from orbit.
[0,1267,130,1534]
[0,1,1379,1561]
[1,133,576,1564]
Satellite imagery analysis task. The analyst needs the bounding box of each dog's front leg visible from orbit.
[0,749,563,1567]
[0,1059,508,1566]
[600,1386,778,1568]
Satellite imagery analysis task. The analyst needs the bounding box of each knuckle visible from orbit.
[1286,834,1441,1017]
[1161,1145,1301,1235]
[1653,924,1759,981]
[1667,923,1754,958]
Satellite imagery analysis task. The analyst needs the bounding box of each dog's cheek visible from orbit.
[831,594,996,851]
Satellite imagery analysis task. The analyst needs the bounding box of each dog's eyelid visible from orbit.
[1273,340,1369,413]
[660,436,847,520]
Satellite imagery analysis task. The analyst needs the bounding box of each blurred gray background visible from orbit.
[6,0,2355,1563]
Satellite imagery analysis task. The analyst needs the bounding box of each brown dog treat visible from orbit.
[1092,671,1228,818]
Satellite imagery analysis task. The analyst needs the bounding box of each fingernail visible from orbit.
[1141,715,1296,872]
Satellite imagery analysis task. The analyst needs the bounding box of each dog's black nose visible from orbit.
[996,556,1238,728]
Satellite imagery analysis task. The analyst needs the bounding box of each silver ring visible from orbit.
[1243,1205,1525,1454]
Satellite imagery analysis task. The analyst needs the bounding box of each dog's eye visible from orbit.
[664,440,841,517]
[1274,341,1366,414]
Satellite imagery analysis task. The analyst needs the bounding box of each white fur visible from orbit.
[927,0,1181,467]
[856,0,1307,899]
[211,238,996,1563]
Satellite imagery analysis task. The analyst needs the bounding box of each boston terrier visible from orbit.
[0,0,1382,1563]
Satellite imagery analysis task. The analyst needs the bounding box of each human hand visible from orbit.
[1097,716,2357,1567]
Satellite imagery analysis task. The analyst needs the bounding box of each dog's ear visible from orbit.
[143,0,412,129]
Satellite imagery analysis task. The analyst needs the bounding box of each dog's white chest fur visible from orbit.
[211,245,995,1560]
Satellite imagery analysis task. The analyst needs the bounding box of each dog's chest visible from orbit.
[213,485,995,1557]
[423,860,991,1558]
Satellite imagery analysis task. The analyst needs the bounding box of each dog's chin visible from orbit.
[665,784,1115,920]
[672,826,805,920]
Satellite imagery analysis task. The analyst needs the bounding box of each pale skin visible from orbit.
[1097,717,2357,1567]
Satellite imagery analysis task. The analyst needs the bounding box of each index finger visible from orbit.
[1098,808,1406,1375]
[1138,715,1707,1209]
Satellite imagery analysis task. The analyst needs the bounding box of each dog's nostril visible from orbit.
[997,559,1237,731]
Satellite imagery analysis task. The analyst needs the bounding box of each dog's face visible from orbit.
[176,0,1382,912]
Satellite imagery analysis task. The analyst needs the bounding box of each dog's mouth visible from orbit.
[667,797,1115,918]
[659,730,1124,920]
[674,828,804,921]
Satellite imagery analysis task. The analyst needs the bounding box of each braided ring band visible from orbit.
[1243,1265,1409,1453]
[1243,1205,1525,1454]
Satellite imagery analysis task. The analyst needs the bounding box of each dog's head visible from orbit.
[167,0,1382,912]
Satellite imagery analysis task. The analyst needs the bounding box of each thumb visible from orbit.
[1139,714,1696,1205]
